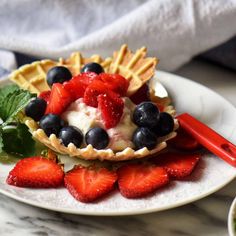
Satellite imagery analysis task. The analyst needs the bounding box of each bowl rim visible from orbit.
[228,197,236,236]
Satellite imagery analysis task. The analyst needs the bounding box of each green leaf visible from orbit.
[0,84,18,100]
[0,89,35,124]
[2,123,35,156]
[0,129,3,153]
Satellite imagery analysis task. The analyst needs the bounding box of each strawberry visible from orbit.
[64,72,97,100]
[83,79,108,107]
[98,73,129,96]
[64,165,117,203]
[98,91,124,129]
[45,83,73,115]
[38,90,51,103]
[129,83,149,104]
[168,128,200,151]
[152,152,201,179]
[117,163,169,198]
[6,156,64,188]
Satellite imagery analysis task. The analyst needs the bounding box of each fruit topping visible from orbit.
[98,73,129,96]
[152,152,201,179]
[39,114,65,137]
[47,66,72,86]
[64,165,117,203]
[129,84,149,105]
[133,102,160,128]
[85,127,109,149]
[98,92,124,129]
[154,112,174,137]
[59,126,83,148]
[117,163,169,198]
[80,62,104,74]
[38,90,51,103]
[132,127,157,150]
[45,83,73,115]
[25,97,47,121]
[6,156,64,188]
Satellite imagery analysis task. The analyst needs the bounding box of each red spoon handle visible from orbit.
[177,113,236,167]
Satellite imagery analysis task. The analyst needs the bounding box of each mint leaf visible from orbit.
[0,89,35,124]
[2,124,35,156]
[0,84,18,100]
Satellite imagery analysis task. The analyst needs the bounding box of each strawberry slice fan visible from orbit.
[177,113,236,167]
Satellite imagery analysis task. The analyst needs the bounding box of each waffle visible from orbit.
[109,44,158,96]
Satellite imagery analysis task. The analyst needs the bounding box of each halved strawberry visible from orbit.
[64,165,117,203]
[6,156,64,188]
[64,72,97,99]
[38,90,51,104]
[45,83,73,115]
[117,163,169,198]
[98,91,124,129]
[129,83,149,104]
[152,152,201,179]
[83,79,108,107]
[168,128,200,151]
[98,73,129,96]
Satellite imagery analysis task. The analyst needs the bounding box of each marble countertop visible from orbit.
[1,59,236,236]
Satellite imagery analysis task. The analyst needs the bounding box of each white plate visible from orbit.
[228,196,236,236]
[0,71,236,216]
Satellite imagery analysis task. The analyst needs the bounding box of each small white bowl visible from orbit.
[228,197,236,236]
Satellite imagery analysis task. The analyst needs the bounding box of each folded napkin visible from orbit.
[0,0,235,72]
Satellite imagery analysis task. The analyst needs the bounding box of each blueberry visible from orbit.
[25,98,47,121]
[39,114,64,136]
[47,66,72,86]
[59,126,83,148]
[85,127,109,149]
[132,127,157,150]
[80,63,104,74]
[133,102,160,128]
[154,112,174,137]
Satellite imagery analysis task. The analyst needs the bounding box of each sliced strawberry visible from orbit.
[38,91,51,103]
[45,83,73,115]
[168,128,200,151]
[98,73,129,96]
[64,165,117,203]
[6,156,64,188]
[129,84,149,104]
[83,79,108,107]
[98,91,124,129]
[64,72,97,99]
[117,163,169,198]
[152,152,201,179]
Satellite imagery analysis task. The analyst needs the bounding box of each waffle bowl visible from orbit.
[10,45,178,161]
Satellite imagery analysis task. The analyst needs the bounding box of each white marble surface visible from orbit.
[0,60,236,236]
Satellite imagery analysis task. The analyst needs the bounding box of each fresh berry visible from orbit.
[63,72,97,99]
[169,128,200,151]
[85,127,109,149]
[133,102,160,128]
[59,126,83,148]
[81,62,104,74]
[117,163,169,198]
[152,152,201,179]
[98,73,129,96]
[25,98,47,121]
[83,79,108,107]
[45,83,73,115]
[132,127,157,150]
[154,112,174,137]
[64,165,117,203]
[6,156,64,188]
[39,114,64,136]
[98,92,124,129]
[47,66,72,86]
[38,91,51,103]
[129,84,149,104]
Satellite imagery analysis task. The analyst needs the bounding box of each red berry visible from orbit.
[64,165,117,203]
[6,156,64,188]
[38,91,51,104]
[129,84,149,104]
[98,91,124,129]
[152,152,201,179]
[45,83,73,115]
[117,163,169,198]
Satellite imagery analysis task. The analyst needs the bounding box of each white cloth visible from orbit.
[0,0,235,71]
